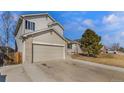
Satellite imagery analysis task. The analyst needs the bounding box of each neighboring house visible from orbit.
[0,46,15,66]
[66,38,82,54]
[15,13,67,63]
[101,45,107,54]
[101,46,118,54]
[0,46,15,54]
[106,49,117,54]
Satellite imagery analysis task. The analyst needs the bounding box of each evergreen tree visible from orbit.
[81,29,103,57]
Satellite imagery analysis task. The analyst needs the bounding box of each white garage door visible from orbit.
[33,44,65,62]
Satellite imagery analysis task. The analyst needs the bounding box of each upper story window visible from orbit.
[25,20,35,31]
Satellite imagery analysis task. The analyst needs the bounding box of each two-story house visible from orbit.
[15,13,67,63]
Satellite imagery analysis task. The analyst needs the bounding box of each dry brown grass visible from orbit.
[72,53,124,68]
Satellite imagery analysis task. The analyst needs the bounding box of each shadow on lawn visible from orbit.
[79,53,97,58]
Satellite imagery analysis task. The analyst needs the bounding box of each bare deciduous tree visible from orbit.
[112,43,120,51]
[1,12,16,55]
[0,35,3,46]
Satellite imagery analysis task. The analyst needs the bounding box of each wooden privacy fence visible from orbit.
[7,52,22,65]
[14,52,22,64]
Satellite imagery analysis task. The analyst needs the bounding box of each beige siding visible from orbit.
[67,44,82,54]
[33,44,64,62]
[15,19,25,52]
[16,14,66,63]
[24,30,66,63]
[33,30,65,45]
[24,37,33,63]
[24,16,53,33]
[72,44,82,53]
[51,24,63,36]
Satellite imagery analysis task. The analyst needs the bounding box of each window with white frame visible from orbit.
[25,20,35,31]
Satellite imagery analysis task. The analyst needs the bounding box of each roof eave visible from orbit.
[21,28,67,42]
[14,16,23,36]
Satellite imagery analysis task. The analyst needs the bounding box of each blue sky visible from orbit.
[1,11,124,48]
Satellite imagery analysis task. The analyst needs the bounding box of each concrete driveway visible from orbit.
[0,65,32,82]
[1,59,124,82]
[34,59,124,82]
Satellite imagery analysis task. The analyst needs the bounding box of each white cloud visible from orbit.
[82,19,94,27]
[99,12,124,47]
[102,31,124,47]
[121,31,124,36]
[103,14,118,24]
[101,12,124,32]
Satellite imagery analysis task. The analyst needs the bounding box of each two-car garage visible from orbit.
[22,29,66,63]
[33,43,65,62]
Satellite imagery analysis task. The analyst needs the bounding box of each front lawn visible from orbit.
[72,54,124,68]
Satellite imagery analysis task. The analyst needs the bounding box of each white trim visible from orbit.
[63,46,66,59]
[33,41,65,47]
[22,41,25,63]
[22,28,67,42]
[22,28,51,37]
